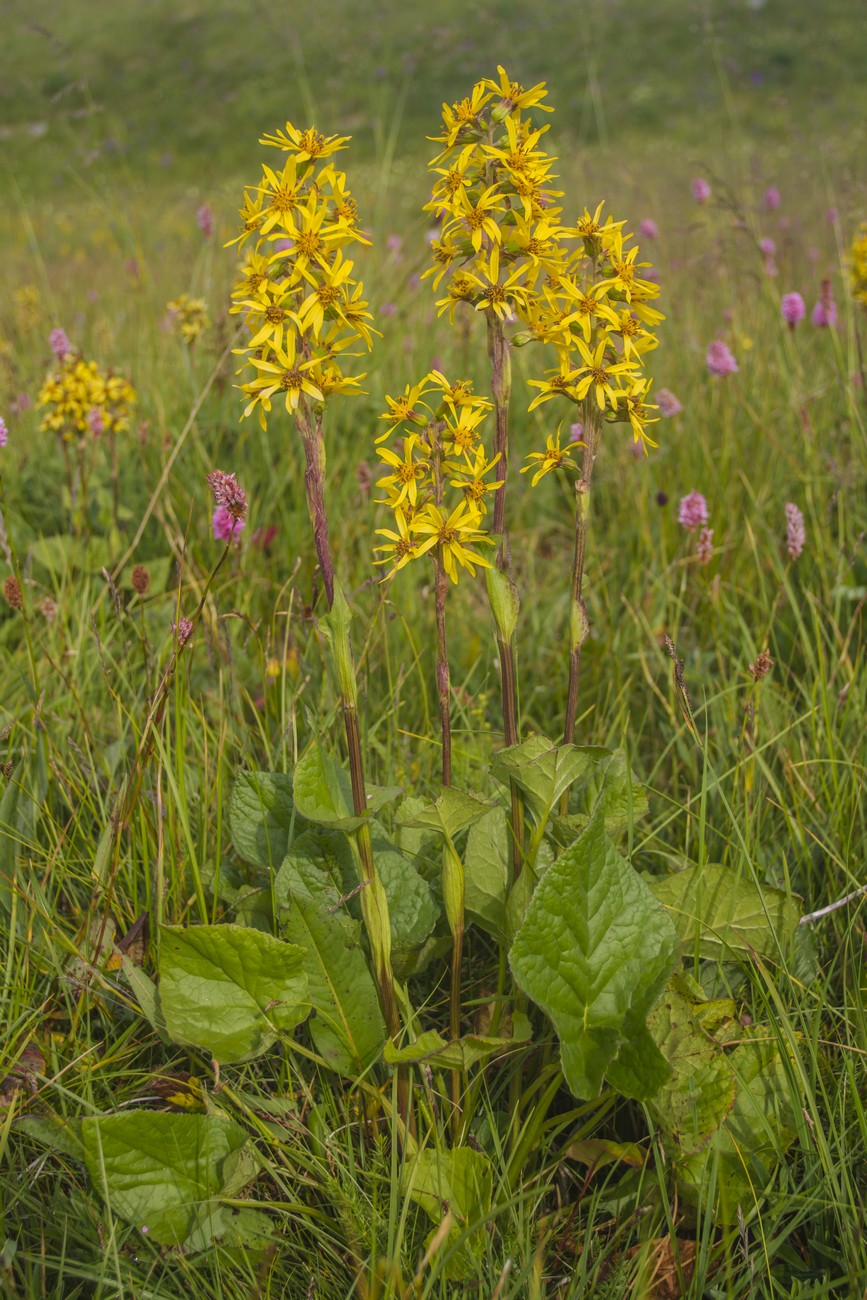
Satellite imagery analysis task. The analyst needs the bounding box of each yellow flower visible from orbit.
[570,338,640,411]
[377,380,435,440]
[411,500,493,583]
[295,250,355,338]
[426,372,491,419]
[521,426,578,486]
[446,446,504,514]
[431,83,493,151]
[483,66,553,116]
[441,405,490,456]
[238,335,323,427]
[376,435,431,509]
[445,184,506,253]
[374,509,422,577]
[260,122,350,163]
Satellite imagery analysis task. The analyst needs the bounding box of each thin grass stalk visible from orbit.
[562,406,601,755]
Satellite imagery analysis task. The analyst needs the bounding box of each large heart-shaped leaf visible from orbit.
[159,924,309,1063]
[491,735,595,826]
[510,808,680,1099]
[82,1112,254,1247]
[293,745,401,830]
[650,863,800,959]
[464,807,509,941]
[283,897,385,1075]
[229,771,307,868]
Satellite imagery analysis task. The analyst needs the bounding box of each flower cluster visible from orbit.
[227,121,378,429]
[374,371,499,583]
[37,347,136,442]
[167,295,210,345]
[422,67,664,461]
[208,469,249,544]
[848,224,867,310]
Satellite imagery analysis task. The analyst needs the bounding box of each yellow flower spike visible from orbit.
[521,425,579,487]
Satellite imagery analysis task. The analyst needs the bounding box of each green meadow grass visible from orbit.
[1,2,866,1296]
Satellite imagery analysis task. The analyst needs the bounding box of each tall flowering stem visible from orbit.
[562,409,600,753]
[227,123,409,1100]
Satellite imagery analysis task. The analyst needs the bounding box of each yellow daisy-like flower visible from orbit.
[521,426,579,486]
[238,335,323,427]
[374,509,422,578]
[483,66,553,116]
[432,83,493,152]
[427,371,491,419]
[411,500,493,583]
[446,184,506,253]
[259,122,350,163]
[376,435,431,509]
[224,190,267,249]
[446,446,504,514]
[377,380,435,441]
[441,405,490,455]
[571,337,641,411]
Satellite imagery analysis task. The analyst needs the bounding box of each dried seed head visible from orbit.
[748,651,774,681]
[3,576,22,610]
[131,564,151,595]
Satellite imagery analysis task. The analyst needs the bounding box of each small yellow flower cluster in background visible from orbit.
[38,353,137,442]
[227,122,378,429]
[166,294,210,345]
[374,371,501,583]
[849,223,867,309]
[424,66,664,462]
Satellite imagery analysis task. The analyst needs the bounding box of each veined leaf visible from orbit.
[229,770,306,869]
[158,924,309,1063]
[293,744,401,830]
[649,862,800,959]
[491,734,595,826]
[383,1021,530,1071]
[510,808,680,1099]
[397,786,495,841]
[552,748,649,843]
[82,1112,253,1247]
[403,1146,493,1278]
[283,897,385,1075]
[464,806,509,941]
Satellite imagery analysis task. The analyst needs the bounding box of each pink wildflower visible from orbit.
[639,218,659,239]
[656,389,683,417]
[692,177,712,204]
[87,406,104,437]
[678,491,709,531]
[207,470,248,522]
[569,421,585,443]
[0,417,7,447]
[781,292,805,328]
[759,237,776,258]
[212,504,246,543]
[174,618,194,647]
[706,339,739,377]
[785,503,805,560]
[826,206,839,226]
[196,203,214,238]
[380,303,398,317]
[50,328,72,361]
[696,527,714,564]
[763,186,781,210]
[386,234,403,254]
[812,279,838,328]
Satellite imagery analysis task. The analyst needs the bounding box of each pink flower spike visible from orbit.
[781,292,805,328]
[692,177,711,204]
[569,421,585,443]
[639,218,659,239]
[706,339,739,377]
[0,417,8,447]
[50,328,72,361]
[811,298,837,328]
[785,502,805,560]
[212,504,246,544]
[196,203,214,238]
[678,491,709,531]
[763,186,781,210]
[87,407,104,438]
[759,237,776,258]
[656,389,683,417]
[696,527,714,565]
[207,469,248,521]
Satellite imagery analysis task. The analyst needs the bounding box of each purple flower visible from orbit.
[812,299,837,327]
[781,292,805,328]
[569,421,585,443]
[778,216,791,233]
[656,388,683,417]
[639,218,659,239]
[678,491,709,531]
[87,406,104,437]
[380,303,398,317]
[10,393,31,416]
[196,203,214,238]
[386,233,403,255]
[0,417,8,447]
[207,469,248,521]
[706,339,739,377]
[763,186,781,210]
[826,206,839,226]
[50,328,72,361]
[759,237,776,258]
[273,238,293,253]
[785,502,805,560]
[212,504,246,543]
[174,618,194,647]
[692,177,712,204]
[696,527,714,564]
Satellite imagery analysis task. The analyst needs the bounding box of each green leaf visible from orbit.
[398,787,495,841]
[649,863,801,959]
[552,748,648,842]
[676,1033,798,1221]
[229,771,306,868]
[158,924,309,1063]
[403,1146,493,1277]
[81,1112,252,1247]
[283,897,385,1075]
[605,1009,671,1100]
[491,735,594,826]
[464,807,509,941]
[383,1022,530,1070]
[293,745,401,830]
[274,829,350,908]
[644,982,737,1154]
[371,824,439,961]
[510,809,680,1099]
